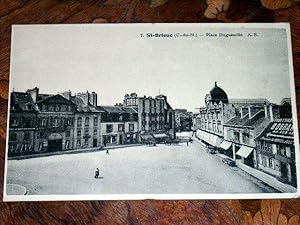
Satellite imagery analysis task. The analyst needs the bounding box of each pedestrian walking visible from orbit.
[187,141,189,146]
[95,168,99,179]
[106,149,110,155]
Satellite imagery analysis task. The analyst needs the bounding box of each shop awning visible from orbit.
[153,133,168,138]
[198,130,222,147]
[236,146,254,158]
[220,141,232,150]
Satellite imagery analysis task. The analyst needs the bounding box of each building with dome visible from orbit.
[195,82,271,150]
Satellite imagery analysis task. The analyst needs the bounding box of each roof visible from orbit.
[229,98,270,105]
[98,106,126,114]
[70,96,103,113]
[122,107,138,114]
[281,98,291,105]
[209,82,228,104]
[266,118,293,136]
[10,92,38,112]
[224,110,270,135]
[37,94,52,102]
[257,118,294,144]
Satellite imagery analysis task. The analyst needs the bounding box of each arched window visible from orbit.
[77,117,82,127]
[85,117,89,127]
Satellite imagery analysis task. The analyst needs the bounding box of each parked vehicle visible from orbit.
[206,146,216,154]
[222,158,236,167]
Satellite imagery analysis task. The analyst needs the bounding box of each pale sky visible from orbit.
[10,24,292,112]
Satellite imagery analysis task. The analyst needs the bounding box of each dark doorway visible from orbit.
[119,134,123,145]
[281,162,288,179]
[48,139,62,152]
[93,138,97,147]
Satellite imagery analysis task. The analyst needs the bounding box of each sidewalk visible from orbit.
[236,160,297,193]
[8,143,143,160]
[215,152,297,193]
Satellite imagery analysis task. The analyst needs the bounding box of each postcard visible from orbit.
[3,23,299,201]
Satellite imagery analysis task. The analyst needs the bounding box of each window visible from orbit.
[77,140,81,145]
[66,130,70,137]
[84,129,89,136]
[129,123,134,132]
[53,119,59,127]
[61,105,66,111]
[77,117,82,127]
[55,105,60,111]
[67,106,71,111]
[93,129,97,136]
[41,119,46,127]
[24,132,30,140]
[286,146,291,158]
[9,132,17,141]
[119,115,123,122]
[77,130,81,137]
[49,105,54,111]
[94,117,98,127]
[11,118,18,126]
[118,124,124,132]
[242,133,250,144]
[269,158,274,169]
[272,144,277,154]
[42,105,46,111]
[280,146,286,156]
[84,138,88,145]
[106,124,113,133]
[38,132,45,139]
[85,117,89,127]
[233,131,240,143]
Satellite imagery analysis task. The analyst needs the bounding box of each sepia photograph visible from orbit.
[3,23,300,201]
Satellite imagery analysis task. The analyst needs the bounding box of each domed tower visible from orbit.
[205,82,228,106]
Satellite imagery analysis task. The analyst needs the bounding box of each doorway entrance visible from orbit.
[48,133,63,152]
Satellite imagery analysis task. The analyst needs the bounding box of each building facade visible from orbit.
[123,93,175,141]
[99,105,139,146]
[8,88,103,156]
[8,90,38,156]
[222,106,271,166]
[255,100,296,187]
[174,109,193,132]
[195,82,272,149]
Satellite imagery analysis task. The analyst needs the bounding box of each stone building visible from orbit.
[69,92,103,149]
[255,100,296,187]
[99,105,139,146]
[222,105,272,166]
[195,82,272,149]
[174,109,193,132]
[8,90,39,156]
[8,88,103,156]
[123,93,175,141]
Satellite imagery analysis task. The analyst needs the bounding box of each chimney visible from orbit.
[27,87,39,103]
[89,91,98,107]
[240,107,248,118]
[269,105,274,122]
[59,90,71,100]
[264,105,268,118]
[76,92,89,105]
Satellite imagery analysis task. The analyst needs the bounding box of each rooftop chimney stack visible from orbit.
[26,87,39,103]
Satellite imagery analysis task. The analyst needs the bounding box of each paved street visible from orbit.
[6,140,276,195]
